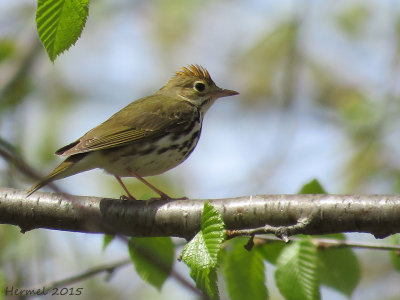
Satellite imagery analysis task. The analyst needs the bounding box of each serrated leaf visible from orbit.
[128,237,174,291]
[310,233,360,295]
[181,202,225,268]
[275,239,320,300]
[318,241,360,296]
[102,234,114,251]
[36,0,89,62]
[224,238,268,300]
[299,179,326,194]
[190,267,219,300]
[181,202,225,299]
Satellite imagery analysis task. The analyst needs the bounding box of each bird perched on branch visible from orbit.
[27,65,239,200]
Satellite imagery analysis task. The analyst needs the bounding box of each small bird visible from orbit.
[27,65,239,200]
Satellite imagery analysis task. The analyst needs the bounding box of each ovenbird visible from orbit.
[27,65,238,200]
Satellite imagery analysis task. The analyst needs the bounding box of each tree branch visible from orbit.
[255,236,400,251]
[1,188,400,239]
[25,258,131,292]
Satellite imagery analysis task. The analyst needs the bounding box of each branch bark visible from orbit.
[1,188,399,239]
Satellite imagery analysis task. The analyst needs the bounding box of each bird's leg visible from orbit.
[127,168,172,200]
[114,175,137,200]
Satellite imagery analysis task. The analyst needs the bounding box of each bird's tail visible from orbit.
[26,153,89,197]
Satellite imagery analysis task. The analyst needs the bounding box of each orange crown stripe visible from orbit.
[176,64,211,81]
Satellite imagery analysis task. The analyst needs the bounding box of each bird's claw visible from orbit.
[120,194,137,201]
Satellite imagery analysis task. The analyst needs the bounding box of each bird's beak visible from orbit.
[213,87,239,98]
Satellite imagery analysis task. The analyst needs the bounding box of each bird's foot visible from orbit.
[171,196,188,200]
[120,194,137,201]
[147,195,188,203]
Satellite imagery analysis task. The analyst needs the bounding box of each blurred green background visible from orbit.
[1,0,400,299]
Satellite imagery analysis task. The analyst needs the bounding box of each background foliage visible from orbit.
[1,0,400,299]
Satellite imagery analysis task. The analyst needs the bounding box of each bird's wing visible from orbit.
[56,95,199,157]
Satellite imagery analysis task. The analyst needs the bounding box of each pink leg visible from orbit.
[127,169,171,200]
[114,175,137,200]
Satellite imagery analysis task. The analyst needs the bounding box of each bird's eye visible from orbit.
[194,82,206,92]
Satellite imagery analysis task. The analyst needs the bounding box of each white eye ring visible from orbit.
[194,81,206,92]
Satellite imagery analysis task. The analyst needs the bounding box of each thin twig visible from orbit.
[227,207,320,244]
[256,236,400,252]
[0,137,59,192]
[25,258,131,293]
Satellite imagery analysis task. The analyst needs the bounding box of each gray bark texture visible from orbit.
[0,188,399,239]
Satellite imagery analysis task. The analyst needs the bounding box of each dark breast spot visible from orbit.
[190,130,200,141]
[157,144,179,155]
[170,118,200,141]
[170,132,185,141]
[138,147,157,156]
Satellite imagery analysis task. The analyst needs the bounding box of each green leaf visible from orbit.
[224,238,268,300]
[102,234,114,251]
[303,234,359,296]
[258,240,286,265]
[36,0,89,62]
[128,237,174,291]
[181,202,225,299]
[389,234,400,272]
[275,239,320,300]
[318,239,360,297]
[299,179,326,194]
[190,267,218,300]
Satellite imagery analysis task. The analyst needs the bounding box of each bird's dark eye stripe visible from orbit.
[194,82,206,92]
